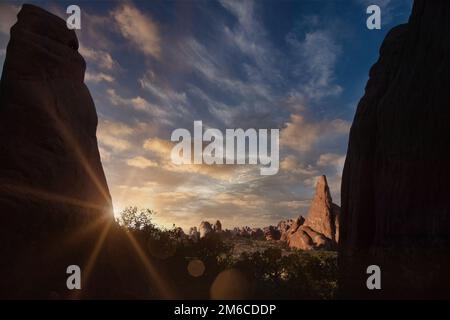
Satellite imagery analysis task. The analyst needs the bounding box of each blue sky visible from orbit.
[0,0,412,229]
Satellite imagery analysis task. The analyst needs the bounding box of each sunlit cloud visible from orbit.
[127,156,158,169]
[79,45,118,70]
[112,3,161,58]
[85,71,115,83]
[97,119,133,152]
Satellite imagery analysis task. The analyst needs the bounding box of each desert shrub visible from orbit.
[112,207,337,299]
[229,249,337,299]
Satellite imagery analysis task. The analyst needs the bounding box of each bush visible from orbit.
[112,207,337,299]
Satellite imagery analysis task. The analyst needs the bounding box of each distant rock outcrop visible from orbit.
[214,220,222,232]
[304,176,339,242]
[279,176,339,250]
[263,226,281,241]
[0,5,113,298]
[199,221,213,238]
[340,0,450,299]
[189,227,200,241]
[249,228,264,240]
[189,175,340,251]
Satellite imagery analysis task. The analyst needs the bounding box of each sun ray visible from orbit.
[70,218,112,300]
[43,90,112,205]
[0,184,108,211]
[124,230,176,299]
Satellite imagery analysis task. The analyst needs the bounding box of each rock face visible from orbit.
[304,176,339,242]
[0,5,113,298]
[340,0,450,299]
[282,176,339,250]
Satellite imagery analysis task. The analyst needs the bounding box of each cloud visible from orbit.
[281,113,350,153]
[142,137,250,181]
[281,114,322,153]
[317,153,345,169]
[280,155,318,176]
[106,88,168,118]
[219,0,280,81]
[112,3,161,58]
[138,70,189,120]
[85,72,114,83]
[287,29,342,100]
[0,3,19,35]
[79,45,118,70]
[143,137,173,157]
[97,119,133,152]
[127,156,158,169]
[68,1,356,229]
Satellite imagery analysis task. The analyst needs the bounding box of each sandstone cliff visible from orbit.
[285,176,339,250]
[0,4,113,298]
[340,0,450,298]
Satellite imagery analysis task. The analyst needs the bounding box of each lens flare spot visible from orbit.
[187,259,205,277]
[210,269,250,299]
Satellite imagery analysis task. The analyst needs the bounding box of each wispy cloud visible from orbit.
[106,88,169,119]
[287,28,342,100]
[127,156,158,169]
[97,119,134,152]
[0,0,387,229]
[85,71,114,83]
[112,3,161,58]
[280,113,350,153]
[79,45,118,70]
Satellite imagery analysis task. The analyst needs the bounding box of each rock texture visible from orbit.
[0,5,113,298]
[282,176,339,250]
[339,0,450,299]
[304,176,339,242]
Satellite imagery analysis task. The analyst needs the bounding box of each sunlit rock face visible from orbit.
[304,175,339,242]
[340,0,450,299]
[279,176,339,251]
[0,5,113,298]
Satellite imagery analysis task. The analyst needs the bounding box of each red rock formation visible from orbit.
[0,5,113,298]
[284,176,340,250]
[340,0,450,299]
[304,175,338,242]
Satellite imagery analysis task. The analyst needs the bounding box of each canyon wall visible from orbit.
[0,5,113,298]
[339,0,450,299]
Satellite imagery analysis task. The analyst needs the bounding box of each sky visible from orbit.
[0,0,413,230]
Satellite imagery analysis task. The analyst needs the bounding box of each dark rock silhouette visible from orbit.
[340,0,450,299]
[0,5,113,298]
